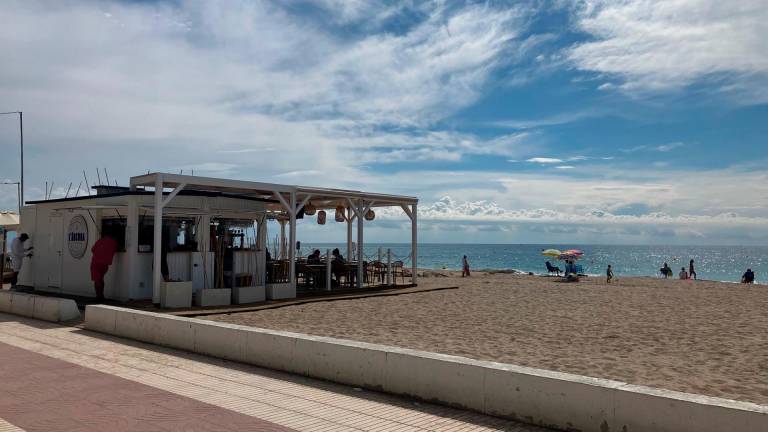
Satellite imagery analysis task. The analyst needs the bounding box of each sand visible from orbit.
[204,272,768,405]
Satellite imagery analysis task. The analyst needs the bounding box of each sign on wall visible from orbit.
[67,215,89,259]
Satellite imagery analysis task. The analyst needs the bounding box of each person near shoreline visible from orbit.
[606,265,614,283]
[462,255,471,277]
[679,267,688,280]
[660,262,672,278]
[742,268,755,284]
[689,259,697,280]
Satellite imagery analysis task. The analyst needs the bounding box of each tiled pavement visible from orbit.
[0,313,550,432]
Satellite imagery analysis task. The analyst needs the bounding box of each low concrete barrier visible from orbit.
[0,291,81,322]
[84,305,768,432]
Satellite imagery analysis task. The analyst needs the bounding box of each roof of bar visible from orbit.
[129,173,418,207]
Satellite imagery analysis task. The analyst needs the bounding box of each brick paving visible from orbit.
[0,313,549,432]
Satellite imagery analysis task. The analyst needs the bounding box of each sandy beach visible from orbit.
[205,272,768,405]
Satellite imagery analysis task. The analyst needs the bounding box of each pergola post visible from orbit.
[288,192,297,286]
[199,199,211,290]
[152,175,163,304]
[279,220,287,259]
[411,203,418,285]
[126,196,139,300]
[346,208,353,261]
[356,200,364,288]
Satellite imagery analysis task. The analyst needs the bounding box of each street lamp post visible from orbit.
[0,111,23,208]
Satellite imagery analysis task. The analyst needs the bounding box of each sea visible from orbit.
[300,243,767,284]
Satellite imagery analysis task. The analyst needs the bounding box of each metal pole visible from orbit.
[18,112,23,206]
[0,112,23,206]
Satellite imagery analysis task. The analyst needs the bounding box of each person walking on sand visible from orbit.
[606,265,614,283]
[462,255,471,277]
[90,233,118,300]
[689,259,697,280]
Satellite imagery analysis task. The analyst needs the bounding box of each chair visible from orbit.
[391,261,406,284]
[368,261,386,285]
[545,261,561,276]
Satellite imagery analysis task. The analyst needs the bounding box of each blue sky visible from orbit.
[1,0,767,244]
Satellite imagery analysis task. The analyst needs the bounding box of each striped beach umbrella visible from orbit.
[541,249,562,257]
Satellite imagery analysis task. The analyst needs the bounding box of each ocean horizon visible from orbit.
[299,243,767,284]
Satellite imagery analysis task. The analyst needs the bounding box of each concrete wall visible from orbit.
[0,291,80,322]
[84,305,768,432]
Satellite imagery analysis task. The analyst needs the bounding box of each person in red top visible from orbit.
[91,233,118,300]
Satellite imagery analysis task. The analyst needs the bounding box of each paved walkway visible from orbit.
[0,313,548,431]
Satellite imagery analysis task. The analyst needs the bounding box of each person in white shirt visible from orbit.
[10,233,32,288]
[678,267,688,280]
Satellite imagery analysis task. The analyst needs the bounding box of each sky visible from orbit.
[1,0,767,245]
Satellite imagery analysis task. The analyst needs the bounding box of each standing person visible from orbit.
[462,255,470,277]
[660,262,671,278]
[689,259,697,280]
[9,233,32,289]
[606,265,614,283]
[679,267,688,280]
[90,233,118,300]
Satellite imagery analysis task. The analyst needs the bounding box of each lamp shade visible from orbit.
[317,210,326,225]
[365,209,375,221]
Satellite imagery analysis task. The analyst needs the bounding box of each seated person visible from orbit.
[332,248,346,263]
[742,268,755,284]
[679,267,688,280]
[307,249,321,264]
[545,261,561,276]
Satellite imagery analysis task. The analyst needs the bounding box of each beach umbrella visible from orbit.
[558,253,581,260]
[541,249,561,257]
[563,249,584,256]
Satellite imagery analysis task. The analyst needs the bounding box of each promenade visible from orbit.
[0,312,546,431]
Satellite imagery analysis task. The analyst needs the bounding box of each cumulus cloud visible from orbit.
[0,0,538,209]
[568,0,768,101]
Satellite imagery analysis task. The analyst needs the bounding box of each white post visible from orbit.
[325,248,332,291]
[288,192,297,287]
[200,198,211,290]
[346,208,353,262]
[387,248,392,286]
[152,175,163,304]
[411,203,418,285]
[126,196,139,300]
[279,220,286,260]
[357,200,364,289]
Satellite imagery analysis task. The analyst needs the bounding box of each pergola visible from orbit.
[129,173,418,302]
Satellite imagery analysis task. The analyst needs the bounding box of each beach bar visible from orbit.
[17,172,418,307]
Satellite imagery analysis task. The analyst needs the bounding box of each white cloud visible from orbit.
[555,165,575,169]
[0,0,538,210]
[622,142,686,153]
[526,157,563,164]
[656,142,685,152]
[568,0,768,100]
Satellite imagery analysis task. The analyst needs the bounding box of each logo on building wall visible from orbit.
[67,215,89,259]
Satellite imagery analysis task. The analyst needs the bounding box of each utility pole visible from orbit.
[1,111,24,207]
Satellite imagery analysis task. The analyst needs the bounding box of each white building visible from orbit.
[17,173,418,307]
